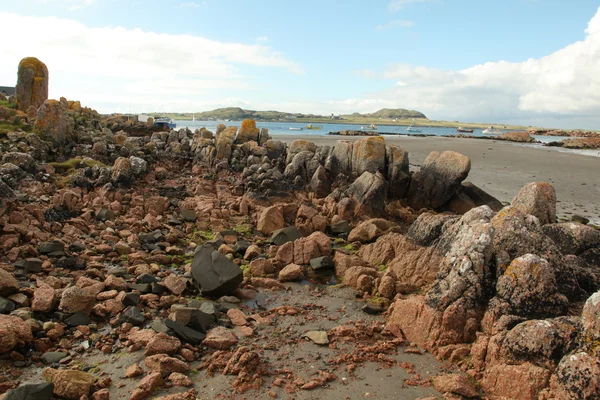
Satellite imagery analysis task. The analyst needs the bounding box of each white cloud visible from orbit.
[388,0,434,12]
[375,19,414,31]
[0,12,303,113]
[339,6,600,128]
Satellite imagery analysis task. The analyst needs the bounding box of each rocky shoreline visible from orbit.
[0,57,599,400]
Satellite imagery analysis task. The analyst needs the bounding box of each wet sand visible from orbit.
[272,134,600,225]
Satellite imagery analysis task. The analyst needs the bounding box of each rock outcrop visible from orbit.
[16,57,48,111]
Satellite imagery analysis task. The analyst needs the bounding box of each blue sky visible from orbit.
[2,0,600,129]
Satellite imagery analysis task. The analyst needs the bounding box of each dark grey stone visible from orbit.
[127,284,151,294]
[329,221,351,236]
[269,226,303,246]
[362,303,383,315]
[4,382,54,400]
[122,292,141,306]
[232,240,252,254]
[150,319,170,334]
[120,306,145,326]
[23,258,43,273]
[138,230,164,244]
[40,352,68,364]
[95,208,115,222]
[65,312,90,327]
[310,256,334,270]
[165,319,205,345]
[151,283,167,295]
[188,299,220,318]
[137,274,157,284]
[107,267,127,276]
[191,243,243,297]
[181,209,197,222]
[0,297,16,314]
[38,242,64,255]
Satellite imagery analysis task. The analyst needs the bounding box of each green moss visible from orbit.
[343,244,354,251]
[378,264,387,272]
[50,158,106,173]
[240,263,252,277]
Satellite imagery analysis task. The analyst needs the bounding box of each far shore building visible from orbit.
[0,86,16,99]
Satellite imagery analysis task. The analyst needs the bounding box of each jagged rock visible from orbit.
[145,354,190,374]
[347,171,387,215]
[35,100,74,146]
[0,180,15,199]
[310,256,334,270]
[32,284,55,312]
[309,165,331,198]
[284,151,316,183]
[278,264,304,282]
[145,332,181,356]
[542,222,600,257]
[386,144,411,199]
[111,157,133,185]
[351,136,386,177]
[215,126,236,160]
[286,139,317,164]
[0,297,15,314]
[496,254,568,318]
[304,331,329,345]
[203,326,238,349]
[236,119,260,143]
[42,368,95,400]
[129,156,148,175]
[511,182,556,225]
[270,226,303,246]
[348,218,395,243]
[4,382,54,400]
[16,57,48,111]
[407,150,471,210]
[581,290,600,344]
[329,220,351,236]
[191,244,243,297]
[257,205,284,234]
[433,374,479,398]
[329,140,353,176]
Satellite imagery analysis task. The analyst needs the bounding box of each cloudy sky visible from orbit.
[1,0,600,129]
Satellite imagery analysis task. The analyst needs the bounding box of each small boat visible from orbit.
[369,124,378,130]
[406,125,422,133]
[289,127,303,131]
[457,127,474,133]
[483,126,501,135]
[154,117,176,129]
[305,124,322,130]
[192,114,196,122]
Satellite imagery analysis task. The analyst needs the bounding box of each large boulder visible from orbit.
[581,290,600,345]
[461,181,504,211]
[495,254,568,318]
[386,144,411,199]
[511,182,556,225]
[407,150,471,210]
[347,171,388,216]
[16,57,48,111]
[111,157,133,185]
[309,165,331,198]
[481,362,551,400]
[2,152,37,173]
[542,222,600,258]
[58,286,96,315]
[351,136,386,176]
[406,212,457,246]
[215,126,236,160]
[348,218,395,243]
[191,243,243,297]
[236,119,259,144]
[35,100,75,146]
[4,383,54,400]
[286,139,316,164]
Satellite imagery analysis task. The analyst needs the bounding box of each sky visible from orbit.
[1,0,600,129]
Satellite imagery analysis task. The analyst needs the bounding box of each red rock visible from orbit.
[125,363,143,378]
[348,218,395,243]
[511,182,556,225]
[343,266,377,288]
[278,264,303,282]
[153,389,197,400]
[42,368,96,400]
[145,354,190,374]
[168,372,193,387]
[244,245,261,260]
[0,314,34,353]
[145,332,181,356]
[481,362,551,400]
[356,274,373,292]
[203,326,238,350]
[59,286,96,315]
[0,268,18,296]
[227,309,248,326]
[31,283,56,312]
[249,277,285,290]
[128,329,158,346]
[433,374,479,398]
[249,258,274,276]
[92,388,110,400]
[257,205,284,234]
[163,274,187,295]
[378,276,396,299]
[137,372,163,392]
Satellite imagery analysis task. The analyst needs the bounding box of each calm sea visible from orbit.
[174,119,598,157]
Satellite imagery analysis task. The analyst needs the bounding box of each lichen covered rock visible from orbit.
[16,57,48,111]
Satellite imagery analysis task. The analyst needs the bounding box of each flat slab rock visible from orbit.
[191,244,243,297]
[304,330,329,345]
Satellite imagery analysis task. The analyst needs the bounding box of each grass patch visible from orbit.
[0,121,31,135]
[378,264,387,272]
[240,263,252,277]
[50,158,106,173]
[185,229,215,245]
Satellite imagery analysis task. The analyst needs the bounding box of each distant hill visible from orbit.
[170,107,427,121]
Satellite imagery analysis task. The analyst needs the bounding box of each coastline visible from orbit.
[272,133,600,225]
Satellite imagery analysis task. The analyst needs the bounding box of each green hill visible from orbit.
[160,107,427,121]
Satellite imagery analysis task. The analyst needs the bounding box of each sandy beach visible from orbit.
[273,134,600,225]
